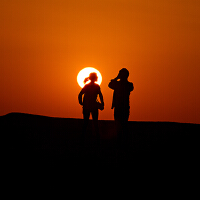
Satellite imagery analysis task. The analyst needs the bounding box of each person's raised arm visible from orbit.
[108,75,119,89]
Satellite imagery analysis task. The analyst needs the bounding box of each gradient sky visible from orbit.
[1,0,200,124]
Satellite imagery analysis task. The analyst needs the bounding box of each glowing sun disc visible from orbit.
[77,67,102,88]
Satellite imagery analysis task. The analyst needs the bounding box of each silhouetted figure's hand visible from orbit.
[79,101,83,106]
[97,101,104,111]
[84,77,89,84]
[113,74,120,81]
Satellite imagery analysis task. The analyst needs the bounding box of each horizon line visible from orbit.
[1,112,199,125]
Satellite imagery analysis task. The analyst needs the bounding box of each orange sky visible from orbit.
[0,0,200,124]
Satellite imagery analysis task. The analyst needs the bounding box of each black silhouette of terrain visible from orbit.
[2,113,200,171]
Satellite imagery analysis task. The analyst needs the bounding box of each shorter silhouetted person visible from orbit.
[78,72,104,146]
[108,68,134,153]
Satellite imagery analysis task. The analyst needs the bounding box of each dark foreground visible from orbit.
[2,113,200,171]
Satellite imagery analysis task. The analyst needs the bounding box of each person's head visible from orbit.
[89,72,98,82]
[118,68,129,80]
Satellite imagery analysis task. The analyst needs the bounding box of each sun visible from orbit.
[77,67,102,88]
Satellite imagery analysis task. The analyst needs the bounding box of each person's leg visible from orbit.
[91,109,100,161]
[114,108,123,142]
[81,109,90,143]
[115,108,129,135]
[91,109,100,144]
[114,108,123,164]
[114,108,131,163]
[122,108,130,143]
[120,109,130,163]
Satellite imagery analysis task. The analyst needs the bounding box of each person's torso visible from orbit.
[83,83,100,109]
[113,81,132,109]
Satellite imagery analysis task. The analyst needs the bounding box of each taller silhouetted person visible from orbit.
[108,68,134,149]
[78,72,104,145]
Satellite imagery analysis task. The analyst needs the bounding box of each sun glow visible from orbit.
[77,67,102,88]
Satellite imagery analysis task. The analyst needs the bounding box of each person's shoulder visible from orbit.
[95,83,100,87]
[94,83,101,90]
[127,81,134,90]
[84,83,89,88]
[82,84,89,91]
[127,81,133,85]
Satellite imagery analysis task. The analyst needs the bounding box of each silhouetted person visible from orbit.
[78,72,104,146]
[108,68,134,156]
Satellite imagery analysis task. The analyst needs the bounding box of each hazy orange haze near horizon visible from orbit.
[0,0,200,124]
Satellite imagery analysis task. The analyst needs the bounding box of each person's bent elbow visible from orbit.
[108,80,115,89]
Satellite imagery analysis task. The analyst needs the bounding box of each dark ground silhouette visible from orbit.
[2,113,200,172]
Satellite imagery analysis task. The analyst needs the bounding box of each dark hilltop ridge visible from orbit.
[2,112,200,169]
